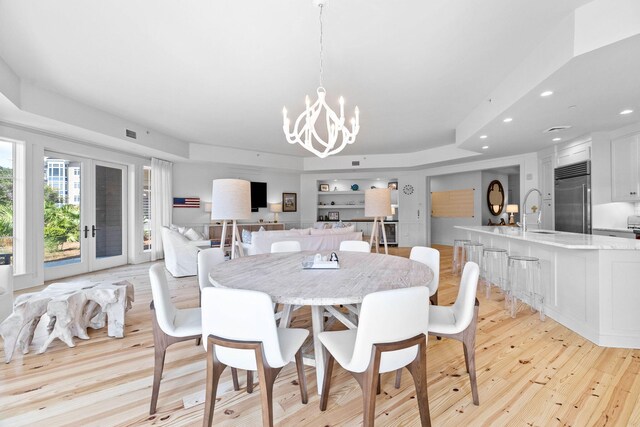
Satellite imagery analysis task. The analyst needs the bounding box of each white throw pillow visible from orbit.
[184,228,204,241]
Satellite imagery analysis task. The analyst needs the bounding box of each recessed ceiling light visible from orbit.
[503,117,513,123]
[482,145,489,150]
[620,109,634,115]
[552,137,561,142]
[540,91,553,97]
[480,135,488,139]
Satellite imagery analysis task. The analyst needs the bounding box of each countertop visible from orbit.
[455,226,640,250]
[592,227,634,233]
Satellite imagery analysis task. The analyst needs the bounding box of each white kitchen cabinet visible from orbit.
[540,156,553,201]
[556,141,591,167]
[611,133,640,202]
[542,200,554,230]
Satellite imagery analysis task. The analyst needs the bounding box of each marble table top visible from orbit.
[456,226,640,250]
[209,251,433,306]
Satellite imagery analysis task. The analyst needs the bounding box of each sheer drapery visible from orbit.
[150,158,172,261]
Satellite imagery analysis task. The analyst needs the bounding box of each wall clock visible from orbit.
[403,184,414,195]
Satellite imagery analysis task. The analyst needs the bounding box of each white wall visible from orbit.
[430,171,482,246]
[172,162,301,230]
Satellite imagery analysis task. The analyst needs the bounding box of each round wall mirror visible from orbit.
[487,180,505,216]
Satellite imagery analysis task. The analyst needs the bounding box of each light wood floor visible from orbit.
[1,246,639,426]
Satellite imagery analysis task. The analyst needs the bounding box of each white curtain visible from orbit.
[151,158,173,261]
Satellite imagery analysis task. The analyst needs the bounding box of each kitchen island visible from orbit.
[455,226,640,349]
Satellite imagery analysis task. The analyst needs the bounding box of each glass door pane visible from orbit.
[44,156,82,268]
[95,165,123,259]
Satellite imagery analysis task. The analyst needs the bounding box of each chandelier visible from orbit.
[282,0,360,159]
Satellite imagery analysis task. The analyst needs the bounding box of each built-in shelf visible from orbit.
[318,205,365,209]
[318,191,364,195]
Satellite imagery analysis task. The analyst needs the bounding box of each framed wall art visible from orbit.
[282,192,297,212]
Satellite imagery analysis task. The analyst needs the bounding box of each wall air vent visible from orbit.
[555,161,590,180]
[543,125,572,133]
[352,160,360,166]
[125,129,137,139]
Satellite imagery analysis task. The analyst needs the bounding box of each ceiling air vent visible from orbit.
[543,125,572,133]
[352,160,360,166]
[125,129,137,139]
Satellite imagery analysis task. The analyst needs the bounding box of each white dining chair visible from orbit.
[428,262,480,405]
[270,241,302,253]
[197,248,225,294]
[318,286,431,427]
[0,265,13,323]
[148,264,240,415]
[339,240,370,253]
[410,246,440,305]
[201,287,309,426]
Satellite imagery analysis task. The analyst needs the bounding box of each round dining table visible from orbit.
[209,250,433,393]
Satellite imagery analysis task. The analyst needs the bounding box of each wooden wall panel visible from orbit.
[431,189,474,217]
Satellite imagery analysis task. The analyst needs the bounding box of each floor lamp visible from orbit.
[365,188,392,255]
[211,179,251,259]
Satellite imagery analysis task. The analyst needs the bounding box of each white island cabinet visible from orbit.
[455,226,640,349]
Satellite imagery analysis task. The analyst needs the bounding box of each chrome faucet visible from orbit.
[521,188,543,231]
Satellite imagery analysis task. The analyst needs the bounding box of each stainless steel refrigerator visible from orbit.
[554,161,591,234]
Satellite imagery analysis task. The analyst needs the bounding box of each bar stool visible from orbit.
[482,248,508,300]
[452,239,471,275]
[463,241,484,272]
[508,255,544,321]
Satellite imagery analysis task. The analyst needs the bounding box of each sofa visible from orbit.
[161,227,211,277]
[241,226,363,255]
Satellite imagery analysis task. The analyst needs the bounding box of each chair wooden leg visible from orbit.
[203,339,227,427]
[347,343,383,427]
[319,352,335,411]
[429,290,438,306]
[405,337,432,427]
[394,368,402,389]
[255,364,282,427]
[149,302,200,415]
[463,302,480,405]
[295,349,308,404]
[231,368,240,391]
[429,298,480,406]
[246,370,254,393]
[150,342,167,415]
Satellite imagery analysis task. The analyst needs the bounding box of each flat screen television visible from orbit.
[250,181,267,212]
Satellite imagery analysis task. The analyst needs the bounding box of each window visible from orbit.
[0,141,13,266]
[143,166,151,251]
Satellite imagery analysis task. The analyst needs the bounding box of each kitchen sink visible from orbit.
[527,230,557,235]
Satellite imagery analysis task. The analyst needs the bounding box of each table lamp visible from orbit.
[365,188,392,255]
[269,203,282,223]
[211,179,251,259]
[506,204,519,225]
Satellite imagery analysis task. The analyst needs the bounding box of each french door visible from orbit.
[44,152,128,280]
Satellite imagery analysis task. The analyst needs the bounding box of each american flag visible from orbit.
[173,197,200,208]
